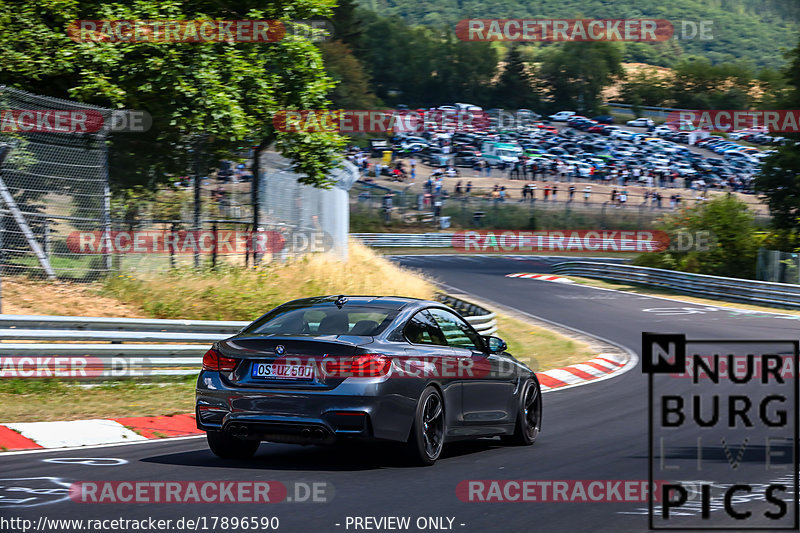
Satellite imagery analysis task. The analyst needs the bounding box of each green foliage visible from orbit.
[754,36,800,230]
[619,68,671,107]
[365,0,799,70]
[354,12,497,106]
[633,196,760,278]
[537,42,624,114]
[0,0,346,190]
[493,46,539,109]
[320,40,381,108]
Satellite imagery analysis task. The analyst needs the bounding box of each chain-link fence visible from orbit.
[0,86,112,281]
[0,87,358,279]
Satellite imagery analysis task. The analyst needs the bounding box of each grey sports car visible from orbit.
[196,295,542,465]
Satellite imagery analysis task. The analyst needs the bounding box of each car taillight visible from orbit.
[202,348,238,372]
[323,354,391,378]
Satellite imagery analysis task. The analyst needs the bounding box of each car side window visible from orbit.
[404,310,447,346]
[427,308,484,351]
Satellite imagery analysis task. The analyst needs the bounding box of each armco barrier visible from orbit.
[551,261,800,309]
[351,233,453,247]
[0,295,497,378]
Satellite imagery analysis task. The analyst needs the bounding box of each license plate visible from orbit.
[251,362,314,380]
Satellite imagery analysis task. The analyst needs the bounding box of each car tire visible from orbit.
[406,386,445,466]
[502,378,542,446]
[206,430,260,459]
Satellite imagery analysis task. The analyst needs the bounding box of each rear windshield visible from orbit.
[242,305,399,337]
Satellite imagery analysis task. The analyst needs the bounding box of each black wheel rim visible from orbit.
[523,383,541,440]
[422,393,444,459]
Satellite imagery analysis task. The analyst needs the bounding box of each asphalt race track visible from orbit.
[1,254,798,532]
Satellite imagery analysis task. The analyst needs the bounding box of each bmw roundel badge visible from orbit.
[275,345,285,356]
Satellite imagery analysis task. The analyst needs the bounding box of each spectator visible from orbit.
[466,181,472,195]
[552,184,558,201]
[455,181,463,195]
[568,184,576,202]
[543,185,551,201]
[583,185,591,202]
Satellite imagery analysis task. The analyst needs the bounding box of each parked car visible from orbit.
[610,129,637,141]
[549,111,577,121]
[627,118,655,128]
[592,115,615,125]
[196,296,543,465]
[453,151,480,167]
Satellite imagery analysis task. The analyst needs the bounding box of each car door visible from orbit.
[426,308,516,427]
[402,310,463,433]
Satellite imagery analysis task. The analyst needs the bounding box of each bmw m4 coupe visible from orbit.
[196,295,542,465]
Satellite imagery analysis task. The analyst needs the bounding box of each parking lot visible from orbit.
[350,109,775,214]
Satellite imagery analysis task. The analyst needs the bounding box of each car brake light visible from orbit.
[323,354,391,378]
[202,348,238,372]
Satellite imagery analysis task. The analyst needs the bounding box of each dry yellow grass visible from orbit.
[103,240,437,321]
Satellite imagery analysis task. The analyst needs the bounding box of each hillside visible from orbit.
[360,0,799,69]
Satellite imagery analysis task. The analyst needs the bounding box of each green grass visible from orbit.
[0,376,197,423]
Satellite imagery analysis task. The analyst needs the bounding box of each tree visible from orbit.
[754,36,800,230]
[319,40,380,109]
[0,0,346,190]
[493,46,540,110]
[537,42,624,115]
[669,59,755,109]
[634,196,760,278]
[619,68,671,107]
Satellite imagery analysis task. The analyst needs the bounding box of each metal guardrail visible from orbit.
[552,261,800,309]
[605,102,688,119]
[351,233,453,248]
[0,295,498,378]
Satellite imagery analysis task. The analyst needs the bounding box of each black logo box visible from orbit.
[643,332,799,530]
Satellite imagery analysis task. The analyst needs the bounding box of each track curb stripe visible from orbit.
[534,352,628,391]
[506,273,575,284]
[0,425,43,450]
[0,414,200,452]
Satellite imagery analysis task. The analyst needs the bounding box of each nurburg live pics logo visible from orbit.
[643,332,799,529]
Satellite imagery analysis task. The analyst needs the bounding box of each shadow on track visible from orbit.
[141,438,506,471]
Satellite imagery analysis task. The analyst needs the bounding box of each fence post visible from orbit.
[43,218,51,259]
[211,220,218,269]
[169,222,177,270]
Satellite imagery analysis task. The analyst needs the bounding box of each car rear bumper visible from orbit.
[196,371,419,444]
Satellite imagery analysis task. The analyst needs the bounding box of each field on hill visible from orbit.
[365,0,799,69]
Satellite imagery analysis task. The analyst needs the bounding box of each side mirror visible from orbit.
[483,335,507,354]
